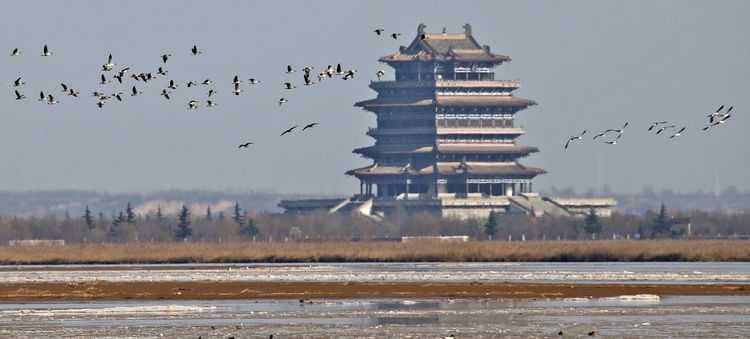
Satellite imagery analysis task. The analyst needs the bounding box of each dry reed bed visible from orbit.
[0,240,748,264]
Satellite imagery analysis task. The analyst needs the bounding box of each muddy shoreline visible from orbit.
[2,281,748,301]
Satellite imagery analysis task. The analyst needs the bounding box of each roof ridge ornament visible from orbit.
[463,23,472,36]
[417,23,426,35]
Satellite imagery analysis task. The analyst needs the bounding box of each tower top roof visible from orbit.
[380,24,511,64]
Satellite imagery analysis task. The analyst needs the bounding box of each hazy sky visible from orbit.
[0,1,748,194]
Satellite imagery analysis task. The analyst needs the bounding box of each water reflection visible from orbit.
[1,296,748,337]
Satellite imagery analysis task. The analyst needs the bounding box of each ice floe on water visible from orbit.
[4,305,216,317]
[609,294,661,303]
[0,262,748,284]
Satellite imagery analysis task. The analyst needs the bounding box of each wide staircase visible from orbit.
[509,194,571,217]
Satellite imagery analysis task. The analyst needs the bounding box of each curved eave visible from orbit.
[347,162,546,178]
[353,144,434,156]
[354,97,434,108]
[378,53,511,64]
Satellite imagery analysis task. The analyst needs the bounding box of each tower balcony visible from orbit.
[367,127,435,137]
[369,79,521,91]
[436,127,525,136]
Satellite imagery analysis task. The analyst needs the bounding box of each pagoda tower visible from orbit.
[347,24,545,200]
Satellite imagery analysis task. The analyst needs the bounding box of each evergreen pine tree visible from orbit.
[174,205,192,241]
[240,210,259,237]
[583,208,603,237]
[232,201,245,227]
[484,211,498,240]
[107,211,125,242]
[83,205,95,230]
[206,206,213,221]
[651,203,673,237]
[125,202,136,224]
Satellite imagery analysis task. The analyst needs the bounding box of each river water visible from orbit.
[1,296,749,338]
[1,262,749,337]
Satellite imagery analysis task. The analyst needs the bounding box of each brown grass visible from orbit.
[0,240,749,264]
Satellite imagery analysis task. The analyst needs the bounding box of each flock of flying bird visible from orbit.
[8,44,366,149]
[563,104,735,150]
[8,35,736,154]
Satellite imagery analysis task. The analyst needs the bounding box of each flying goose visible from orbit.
[157,66,167,76]
[603,121,629,134]
[113,73,123,83]
[191,45,202,56]
[301,66,314,74]
[669,127,686,139]
[376,70,385,80]
[705,114,732,130]
[278,97,288,106]
[96,100,105,108]
[187,81,197,88]
[46,94,58,104]
[373,28,385,35]
[130,86,141,96]
[707,105,725,118]
[14,90,25,100]
[303,122,319,130]
[201,79,212,86]
[232,75,241,85]
[647,121,668,131]
[342,69,357,80]
[390,33,402,39]
[10,48,19,56]
[161,53,172,63]
[248,78,260,85]
[303,74,314,86]
[283,82,295,90]
[564,130,587,150]
[232,83,242,95]
[286,65,295,73]
[238,142,253,148]
[335,63,343,74]
[12,77,24,87]
[168,80,178,90]
[206,100,217,107]
[208,89,215,97]
[280,125,297,136]
[113,92,124,101]
[41,45,52,56]
[99,74,110,85]
[102,53,115,71]
[188,100,199,109]
[655,124,676,135]
[67,88,79,97]
[161,89,171,100]
[38,91,45,101]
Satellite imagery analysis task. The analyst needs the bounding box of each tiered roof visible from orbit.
[353,143,539,157]
[346,162,545,177]
[379,24,511,64]
[355,95,536,109]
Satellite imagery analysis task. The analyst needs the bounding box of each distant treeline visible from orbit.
[0,202,748,244]
[1,187,750,217]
